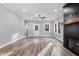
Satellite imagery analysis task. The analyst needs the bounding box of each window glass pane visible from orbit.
[58,22,60,33]
[55,24,56,33]
[35,25,38,31]
[45,24,49,31]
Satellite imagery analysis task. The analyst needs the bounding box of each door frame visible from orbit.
[34,24,40,36]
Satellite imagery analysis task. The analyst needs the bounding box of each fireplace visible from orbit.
[63,22,79,55]
[63,3,79,56]
[68,38,79,55]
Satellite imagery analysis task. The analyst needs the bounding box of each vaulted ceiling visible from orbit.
[1,3,65,21]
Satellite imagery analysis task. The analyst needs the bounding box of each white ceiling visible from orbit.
[1,3,65,21]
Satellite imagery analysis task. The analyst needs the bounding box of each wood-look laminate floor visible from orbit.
[0,37,75,56]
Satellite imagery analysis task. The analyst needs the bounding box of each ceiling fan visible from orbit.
[38,15,46,20]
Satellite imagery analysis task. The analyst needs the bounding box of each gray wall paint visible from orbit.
[0,4,24,46]
[27,21,53,37]
[0,3,64,46]
[52,17,63,42]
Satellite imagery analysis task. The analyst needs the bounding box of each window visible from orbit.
[55,23,57,33]
[45,24,49,31]
[58,22,61,33]
[35,25,38,31]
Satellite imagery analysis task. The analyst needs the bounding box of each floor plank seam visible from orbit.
[37,42,52,56]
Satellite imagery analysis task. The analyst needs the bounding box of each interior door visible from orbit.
[34,24,40,36]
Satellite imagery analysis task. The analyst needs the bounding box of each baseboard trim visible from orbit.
[28,36,53,38]
[0,36,26,49]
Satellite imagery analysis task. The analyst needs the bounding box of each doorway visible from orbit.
[34,24,40,36]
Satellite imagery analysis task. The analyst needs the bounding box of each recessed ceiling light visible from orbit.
[54,9,58,12]
[22,9,26,12]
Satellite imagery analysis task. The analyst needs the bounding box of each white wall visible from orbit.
[0,4,24,46]
[52,17,63,42]
[27,21,53,37]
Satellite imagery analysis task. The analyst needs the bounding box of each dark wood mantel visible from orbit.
[61,17,79,25]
